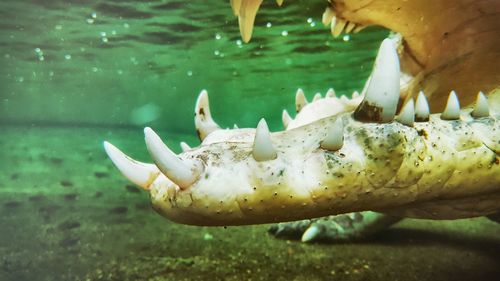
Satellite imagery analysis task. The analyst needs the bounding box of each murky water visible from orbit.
[1,1,499,281]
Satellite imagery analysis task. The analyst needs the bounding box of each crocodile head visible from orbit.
[104,40,500,226]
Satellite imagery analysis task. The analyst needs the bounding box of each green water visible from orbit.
[1,1,499,281]
[0,0,387,134]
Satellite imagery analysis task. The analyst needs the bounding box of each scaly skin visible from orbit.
[143,96,500,226]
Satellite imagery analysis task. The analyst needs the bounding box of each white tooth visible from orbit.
[471,91,489,118]
[353,25,366,33]
[326,88,336,98]
[103,141,159,189]
[352,91,360,99]
[415,91,430,122]
[238,0,263,43]
[180,142,191,152]
[320,118,343,151]
[313,93,322,102]
[345,22,356,33]
[195,90,221,141]
[330,16,337,37]
[322,7,335,26]
[331,16,346,38]
[301,224,321,243]
[441,91,460,120]
[233,124,239,129]
[144,127,201,189]
[339,95,349,103]
[252,119,277,161]
[282,109,292,129]
[276,0,284,6]
[396,99,415,127]
[353,39,400,123]
[295,88,308,112]
[230,0,242,16]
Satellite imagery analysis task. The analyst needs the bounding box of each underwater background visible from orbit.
[0,0,499,280]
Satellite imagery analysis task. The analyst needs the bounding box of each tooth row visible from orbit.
[104,37,491,191]
[104,86,490,191]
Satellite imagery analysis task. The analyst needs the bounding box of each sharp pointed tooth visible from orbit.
[353,39,400,123]
[295,88,308,112]
[230,0,242,16]
[301,224,321,243]
[396,99,415,126]
[103,141,159,189]
[326,88,336,98]
[233,124,239,129]
[144,127,201,189]
[352,91,360,99]
[353,25,366,33]
[415,91,430,122]
[345,22,356,33]
[471,91,489,118]
[252,119,277,161]
[180,142,191,152]
[331,16,347,38]
[276,0,284,6]
[195,90,221,141]
[339,95,349,103]
[238,0,263,43]
[282,109,292,129]
[322,7,335,26]
[441,91,460,120]
[313,93,322,102]
[321,118,344,151]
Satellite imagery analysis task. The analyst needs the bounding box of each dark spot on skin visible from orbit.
[94,172,109,178]
[58,221,81,230]
[110,206,128,214]
[94,191,103,198]
[60,180,73,187]
[417,129,428,139]
[491,155,499,165]
[10,173,19,180]
[278,169,284,176]
[353,101,383,122]
[125,184,141,193]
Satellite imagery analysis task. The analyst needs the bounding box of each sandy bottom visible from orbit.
[0,126,499,281]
